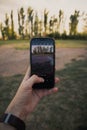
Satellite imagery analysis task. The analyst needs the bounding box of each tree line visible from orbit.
[32,46,53,54]
[0,7,87,40]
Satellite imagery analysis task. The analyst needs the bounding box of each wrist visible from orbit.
[5,108,27,122]
[5,101,28,121]
[0,113,25,130]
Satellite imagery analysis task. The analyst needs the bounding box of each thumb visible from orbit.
[27,75,44,88]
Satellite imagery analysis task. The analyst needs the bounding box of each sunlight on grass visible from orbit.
[55,40,87,48]
[0,40,87,49]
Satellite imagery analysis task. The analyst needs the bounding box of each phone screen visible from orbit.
[30,38,55,89]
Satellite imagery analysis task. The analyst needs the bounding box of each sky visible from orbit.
[0,0,87,34]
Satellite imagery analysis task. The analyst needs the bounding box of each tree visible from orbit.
[53,17,58,32]
[5,13,9,39]
[20,7,25,39]
[69,10,80,36]
[0,13,10,40]
[0,23,5,40]
[38,20,43,36]
[49,17,54,33]
[27,7,33,38]
[44,9,49,34]
[18,7,25,39]
[58,10,64,34]
[82,13,87,34]
[18,10,21,36]
[34,12,39,36]
[10,10,16,39]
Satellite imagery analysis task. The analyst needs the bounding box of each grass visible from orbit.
[55,40,87,48]
[0,40,87,49]
[0,40,29,50]
[0,74,23,114]
[0,39,29,45]
[0,59,87,130]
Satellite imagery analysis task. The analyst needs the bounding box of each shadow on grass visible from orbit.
[0,59,87,130]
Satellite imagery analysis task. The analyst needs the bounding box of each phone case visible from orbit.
[30,37,55,89]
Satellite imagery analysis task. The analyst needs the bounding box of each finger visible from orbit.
[55,77,60,83]
[42,87,58,97]
[44,87,58,96]
[23,67,30,81]
[46,87,58,95]
[27,75,44,88]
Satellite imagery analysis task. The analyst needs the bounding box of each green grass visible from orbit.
[0,40,29,50]
[0,39,29,45]
[0,74,23,114]
[0,40,87,49]
[0,59,87,130]
[55,40,87,48]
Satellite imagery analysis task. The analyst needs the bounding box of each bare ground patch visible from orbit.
[0,45,87,76]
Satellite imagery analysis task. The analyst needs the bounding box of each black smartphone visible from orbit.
[30,37,55,89]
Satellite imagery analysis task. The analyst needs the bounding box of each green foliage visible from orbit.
[82,12,87,34]
[44,9,49,33]
[69,10,80,36]
[27,6,34,38]
[18,7,25,39]
[0,8,87,40]
[34,12,39,36]
[10,10,15,39]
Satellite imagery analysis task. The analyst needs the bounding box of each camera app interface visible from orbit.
[31,41,54,83]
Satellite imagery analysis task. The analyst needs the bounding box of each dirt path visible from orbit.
[0,45,86,76]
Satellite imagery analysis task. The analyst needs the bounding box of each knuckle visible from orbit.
[32,74,38,79]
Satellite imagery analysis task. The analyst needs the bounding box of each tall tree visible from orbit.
[52,16,58,33]
[5,13,9,39]
[10,10,15,39]
[69,10,80,35]
[18,7,25,39]
[18,10,21,35]
[20,7,25,39]
[27,7,33,38]
[44,9,49,34]
[39,20,43,36]
[58,10,64,34]
[0,23,5,40]
[49,17,54,33]
[82,13,87,34]
[34,12,39,36]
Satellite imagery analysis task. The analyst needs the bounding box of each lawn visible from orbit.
[0,40,87,49]
[55,40,87,48]
[0,58,87,130]
[0,40,29,50]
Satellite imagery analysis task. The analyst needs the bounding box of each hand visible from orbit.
[5,68,59,121]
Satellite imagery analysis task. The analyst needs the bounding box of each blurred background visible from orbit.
[0,0,87,40]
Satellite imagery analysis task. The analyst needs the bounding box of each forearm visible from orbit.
[0,123,16,130]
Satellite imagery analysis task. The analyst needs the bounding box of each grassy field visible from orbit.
[0,40,87,49]
[0,58,87,130]
[55,40,87,48]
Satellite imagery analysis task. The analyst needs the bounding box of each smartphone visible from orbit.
[30,37,55,89]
